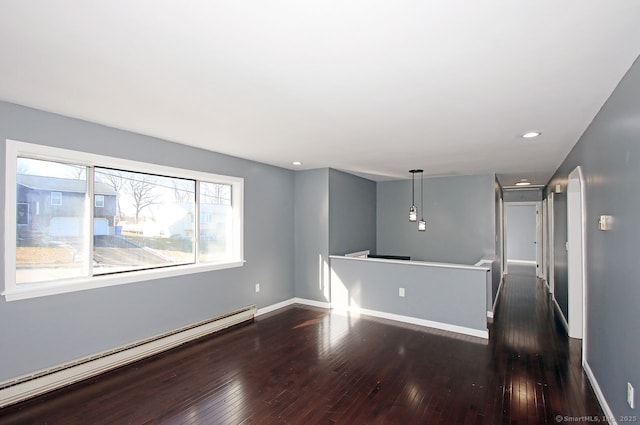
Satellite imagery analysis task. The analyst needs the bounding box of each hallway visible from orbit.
[489,264,602,423]
[0,265,603,424]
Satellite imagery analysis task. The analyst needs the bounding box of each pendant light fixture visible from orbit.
[408,169,422,222]
[418,170,426,232]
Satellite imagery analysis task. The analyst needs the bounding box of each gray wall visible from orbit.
[330,257,488,333]
[492,178,503,305]
[547,56,640,418]
[294,169,329,302]
[328,169,376,256]
[502,188,542,202]
[0,101,295,381]
[505,204,537,262]
[294,168,377,302]
[377,174,496,264]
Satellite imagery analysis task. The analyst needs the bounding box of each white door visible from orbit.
[535,202,543,278]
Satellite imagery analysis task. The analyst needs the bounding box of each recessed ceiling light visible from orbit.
[292,161,302,166]
[521,132,541,139]
[515,179,531,186]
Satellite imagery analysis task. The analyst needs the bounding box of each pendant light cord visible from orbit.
[420,171,424,219]
[412,171,415,204]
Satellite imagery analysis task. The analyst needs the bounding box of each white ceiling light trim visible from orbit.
[515,179,532,186]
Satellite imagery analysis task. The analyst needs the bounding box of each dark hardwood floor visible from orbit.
[0,265,603,424]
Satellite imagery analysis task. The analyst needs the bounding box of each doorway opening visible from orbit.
[504,202,542,277]
[546,193,555,294]
[567,166,586,350]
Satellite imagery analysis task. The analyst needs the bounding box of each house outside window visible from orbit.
[4,140,244,301]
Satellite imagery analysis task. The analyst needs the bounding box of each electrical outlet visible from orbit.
[399,288,405,297]
[628,382,635,409]
[255,283,260,293]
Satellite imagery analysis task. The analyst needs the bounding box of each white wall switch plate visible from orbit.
[628,382,635,409]
[399,288,405,297]
[255,283,260,293]
[599,215,613,231]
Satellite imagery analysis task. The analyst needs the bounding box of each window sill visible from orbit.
[2,260,245,302]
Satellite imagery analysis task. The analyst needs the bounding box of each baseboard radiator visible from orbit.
[0,305,256,408]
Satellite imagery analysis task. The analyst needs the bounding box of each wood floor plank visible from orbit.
[0,265,604,424]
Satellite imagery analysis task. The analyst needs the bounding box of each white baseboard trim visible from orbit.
[507,260,537,265]
[584,361,616,423]
[0,306,256,408]
[293,297,331,309]
[256,298,296,316]
[553,296,569,333]
[333,305,488,339]
[256,297,332,317]
[258,297,488,339]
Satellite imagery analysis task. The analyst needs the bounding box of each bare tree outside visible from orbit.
[67,164,86,180]
[201,182,231,205]
[172,180,195,203]
[127,174,161,223]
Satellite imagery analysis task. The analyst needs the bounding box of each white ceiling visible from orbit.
[1,1,639,185]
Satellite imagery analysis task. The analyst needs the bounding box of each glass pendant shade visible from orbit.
[418,169,426,232]
[409,205,417,222]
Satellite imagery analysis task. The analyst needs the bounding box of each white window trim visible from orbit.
[50,191,62,206]
[4,139,245,302]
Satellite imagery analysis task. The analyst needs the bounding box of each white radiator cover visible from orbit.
[0,305,256,408]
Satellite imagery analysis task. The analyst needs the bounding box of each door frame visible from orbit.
[547,192,555,293]
[500,196,506,276]
[567,166,587,358]
[503,201,542,275]
[542,198,548,282]
[535,201,543,278]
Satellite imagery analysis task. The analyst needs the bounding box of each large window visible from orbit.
[5,140,244,301]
